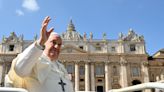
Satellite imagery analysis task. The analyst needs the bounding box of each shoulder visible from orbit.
[57,60,62,64]
[57,60,65,67]
[57,60,68,73]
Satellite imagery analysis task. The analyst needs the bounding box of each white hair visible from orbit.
[50,32,60,37]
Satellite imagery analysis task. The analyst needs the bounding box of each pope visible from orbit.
[6,16,74,92]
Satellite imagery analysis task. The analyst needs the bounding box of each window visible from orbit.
[79,66,85,75]
[131,67,140,77]
[111,46,116,51]
[113,66,118,76]
[98,79,102,82]
[95,43,101,51]
[130,44,136,51]
[80,79,84,81]
[66,65,73,74]
[96,47,101,51]
[79,46,83,50]
[96,64,104,75]
[9,45,14,51]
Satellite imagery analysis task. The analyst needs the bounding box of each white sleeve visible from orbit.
[4,74,13,87]
[15,41,43,77]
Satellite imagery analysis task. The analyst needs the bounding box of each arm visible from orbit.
[15,42,43,77]
[15,16,54,77]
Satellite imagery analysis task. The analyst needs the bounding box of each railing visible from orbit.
[109,82,164,92]
[76,91,96,92]
[0,87,28,92]
[2,81,164,92]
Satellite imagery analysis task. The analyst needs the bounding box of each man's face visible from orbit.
[44,34,62,61]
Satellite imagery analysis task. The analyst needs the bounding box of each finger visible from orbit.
[45,17,51,26]
[42,18,51,31]
[47,17,51,22]
[42,16,49,26]
[42,23,48,31]
[40,23,47,38]
[42,16,51,27]
[48,27,54,34]
[44,16,51,24]
[47,27,54,38]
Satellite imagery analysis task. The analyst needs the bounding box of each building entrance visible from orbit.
[132,80,142,92]
[97,86,103,92]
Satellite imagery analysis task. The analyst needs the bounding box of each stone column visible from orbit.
[141,62,150,83]
[120,57,128,88]
[1,62,6,87]
[105,62,109,92]
[75,62,79,91]
[141,62,151,92]
[118,41,124,53]
[90,62,95,91]
[108,63,112,90]
[85,62,90,91]
[161,74,164,80]
[0,64,3,86]
[156,76,160,81]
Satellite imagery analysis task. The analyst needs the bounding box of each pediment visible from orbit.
[121,29,144,42]
[61,45,87,53]
[2,32,23,43]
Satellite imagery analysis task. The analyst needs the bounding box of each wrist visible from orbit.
[36,40,45,50]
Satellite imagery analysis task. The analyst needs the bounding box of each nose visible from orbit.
[54,44,60,48]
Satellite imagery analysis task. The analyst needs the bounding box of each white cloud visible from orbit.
[22,0,39,11]
[16,9,24,16]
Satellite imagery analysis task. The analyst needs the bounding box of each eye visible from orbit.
[58,44,62,46]
[53,41,57,45]
[51,41,57,45]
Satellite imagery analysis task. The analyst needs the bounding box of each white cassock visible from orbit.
[7,42,74,92]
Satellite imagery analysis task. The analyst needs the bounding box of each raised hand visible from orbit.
[38,16,54,46]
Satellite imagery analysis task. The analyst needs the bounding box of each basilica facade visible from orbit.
[0,20,164,92]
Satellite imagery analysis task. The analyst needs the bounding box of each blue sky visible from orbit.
[0,0,163,55]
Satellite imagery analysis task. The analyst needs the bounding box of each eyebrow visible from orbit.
[51,40,62,44]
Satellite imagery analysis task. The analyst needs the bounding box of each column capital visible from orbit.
[74,60,80,64]
[120,57,127,66]
[141,61,149,66]
[84,60,90,64]
[120,61,127,66]
[90,62,95,65]
[104,61,110,64]
[61,60,66,63]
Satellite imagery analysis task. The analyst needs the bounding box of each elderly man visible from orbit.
[6,16,74,92]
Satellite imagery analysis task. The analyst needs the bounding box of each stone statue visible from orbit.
[2,35,7,43]
[34,34,38,41]
[83,32,87,41]
[119,32,123,40]
[103,32,106,40]
[90,32,93,40]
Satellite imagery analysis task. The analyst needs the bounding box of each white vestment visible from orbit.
[7,42,74,92]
